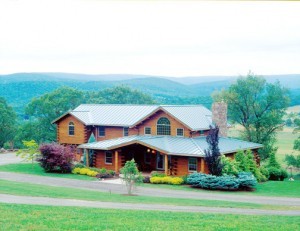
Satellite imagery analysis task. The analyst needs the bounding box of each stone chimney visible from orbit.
[212,102,228,137]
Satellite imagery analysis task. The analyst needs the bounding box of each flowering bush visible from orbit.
[150,176,184,185]
[72,168,81,174]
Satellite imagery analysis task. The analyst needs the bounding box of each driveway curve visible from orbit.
[1,172,300,206]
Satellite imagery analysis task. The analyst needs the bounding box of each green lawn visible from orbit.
[2,179,297,211]
[1,163,299,198]
[0,163,94,181]
[0,203,299,231]
[143,180,300,198]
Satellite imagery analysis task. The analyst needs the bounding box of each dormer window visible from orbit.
[157,117,171,135]
[68,122,75,136]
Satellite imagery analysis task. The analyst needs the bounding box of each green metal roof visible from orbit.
[78,135,263,157]
[53,104,213,130]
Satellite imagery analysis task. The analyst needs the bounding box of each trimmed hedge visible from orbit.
[187,172,257,190]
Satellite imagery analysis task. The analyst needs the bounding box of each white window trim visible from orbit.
[105,151,113,164]
[188,157,198,172]
[98,126,105,137]
[144,126,151,135]
[176,128,184,137]
[68,122,75,136]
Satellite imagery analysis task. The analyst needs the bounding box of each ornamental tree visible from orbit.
[38,143,75,173]
[16,140,39,167]
[204,126,223,176]
[120,159,143,195]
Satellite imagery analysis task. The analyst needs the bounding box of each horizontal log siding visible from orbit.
[57,115,86,144]
[95,127,139,141]
[94,150,122,171]
[138,110,191,137]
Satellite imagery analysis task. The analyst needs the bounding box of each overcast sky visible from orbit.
[0,0,300,77]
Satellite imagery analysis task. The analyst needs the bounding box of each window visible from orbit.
[200,130,204,136]
[157,117,171,135]
[144,127,151,135]
[177,128,184,137]
[188,158,197,172]
[68,122,75,136]
[144,152,151,164]
[123,127,129,136]
[98,126,105,137]
[105,151,113,164]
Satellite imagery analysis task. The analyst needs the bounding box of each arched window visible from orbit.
[69,122,75,136]
[157,117,171,135]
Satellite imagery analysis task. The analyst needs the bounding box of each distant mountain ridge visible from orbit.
[1,72,299,88]
[0,72,299,115]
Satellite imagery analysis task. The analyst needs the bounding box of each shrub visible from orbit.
[237,172,257,189]
[187,172,256,191]
[72,167,81,174]
[143,176,151,183]
[151,172,166,177]
[259,166,269,179]
[150,176,184,185]
[268,167,288,181]
[221,156,239,176]
[79,168,89,175]
[73,163,86,169]
[38,143,75,173]
[266,153,288,181]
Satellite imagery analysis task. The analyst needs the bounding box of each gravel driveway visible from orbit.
[0,153,23,166]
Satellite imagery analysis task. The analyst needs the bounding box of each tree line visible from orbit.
[1,73,299,168]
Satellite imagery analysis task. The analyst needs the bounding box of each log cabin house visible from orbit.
[52,103,262,176]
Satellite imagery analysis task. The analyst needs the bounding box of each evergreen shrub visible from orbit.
[187,172,257,191]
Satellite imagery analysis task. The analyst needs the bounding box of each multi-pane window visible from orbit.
[188,158,197,172]
[105,151,113,164]
[123,127,129,136]
[98,126,105,137]
[157,117,171,135]
[68,122,75,136]
[177,128,184,137]
[144,127,151,135]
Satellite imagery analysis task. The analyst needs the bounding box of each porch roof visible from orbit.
[78,135,263,157]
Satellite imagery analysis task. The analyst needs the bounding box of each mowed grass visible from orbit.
[143,180,300,198]
[0,163,94,181]
[0,203,299,231]
[1,179,298,211]
[1,163,299,198]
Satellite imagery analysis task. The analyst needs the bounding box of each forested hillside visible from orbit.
[0,73,299,116]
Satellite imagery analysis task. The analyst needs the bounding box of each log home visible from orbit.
[52,103,262,176]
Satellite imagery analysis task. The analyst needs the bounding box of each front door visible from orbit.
[156,152,164,170]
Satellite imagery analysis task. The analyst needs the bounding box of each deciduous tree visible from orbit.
[0,97,17,148]
[213,72,290,160]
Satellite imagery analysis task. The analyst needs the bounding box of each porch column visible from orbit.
[164,154,168,175]
[201,157,204,173]
[85,149,89,167]
[114,150,119,174]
